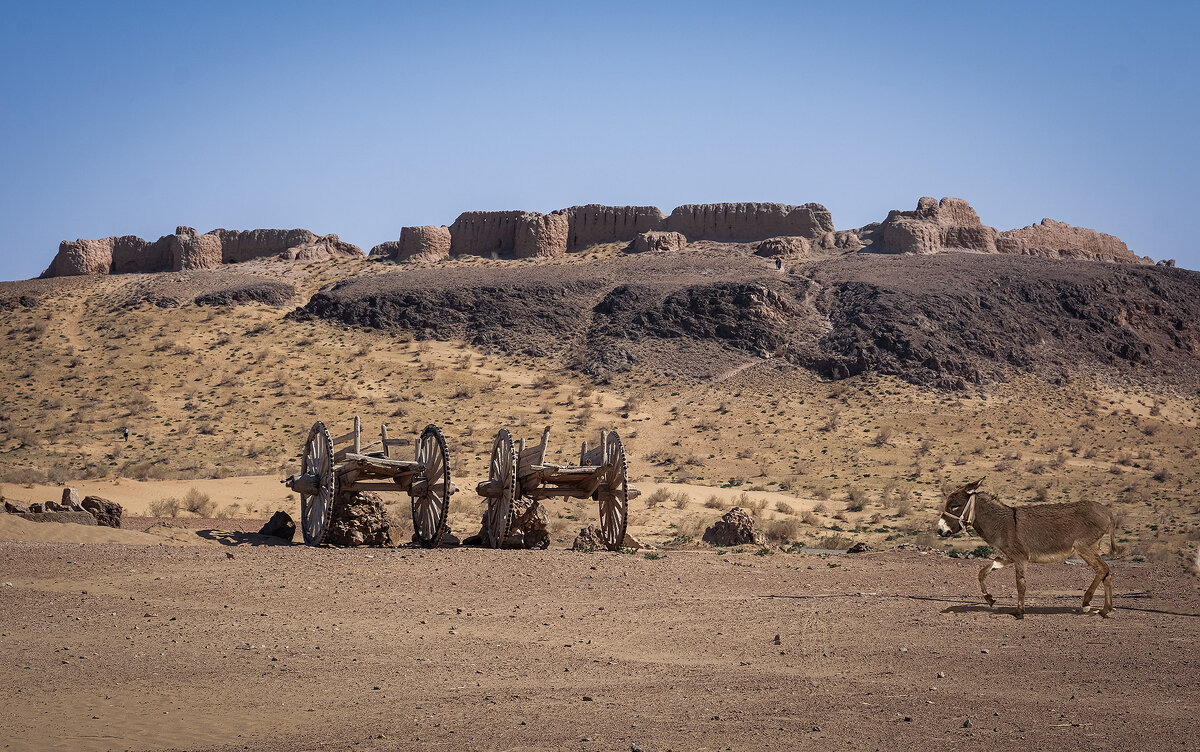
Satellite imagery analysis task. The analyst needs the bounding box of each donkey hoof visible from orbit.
[1013,610,1025,620]
[1099,609,1112,619]
[1080,605,1093,614]
[984,596,995,607]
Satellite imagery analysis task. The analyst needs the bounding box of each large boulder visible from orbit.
[995,219,1144,263]
[631,230,687,253]
[861,197,998,255]
[666,202,834,243]
[258,510,296,542]
[396,225,452,262]
[60,488,84,512]
[81,496,122,528]
[325,491,391,546]
[702,507,763,546]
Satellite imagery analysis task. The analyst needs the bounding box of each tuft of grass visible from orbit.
[645,488,671,509]
[671,491,691,510]
[183,488,216,517]
[149,497,181,517]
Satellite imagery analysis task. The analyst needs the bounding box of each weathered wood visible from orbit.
[342,481,408,493]
[476,479,503,498]
[284,472,322,496]
[340,453,422,476]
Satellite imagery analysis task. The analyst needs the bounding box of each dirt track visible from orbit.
[1,541,1196,751]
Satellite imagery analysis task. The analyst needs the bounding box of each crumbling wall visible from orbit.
[665,202,833,242]
[564,205,665,250]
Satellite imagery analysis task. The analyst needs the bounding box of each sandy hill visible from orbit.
[0,248,1197,559]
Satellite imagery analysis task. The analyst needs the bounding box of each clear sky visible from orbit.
[1,0,1197,280]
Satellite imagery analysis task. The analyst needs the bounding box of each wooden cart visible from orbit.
[283,417,454,547]
[475,427,638,550]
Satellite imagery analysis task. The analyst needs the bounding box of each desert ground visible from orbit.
[2,254,1199,750]
[1,529,1198,752]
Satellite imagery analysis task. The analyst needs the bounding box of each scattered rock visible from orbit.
[621,532,651,550]
[27,503,43,514]
[16,511,98,526]
[846,541,872,554]
[43,501,64,512]
[258,511,296,542]
[81,496,122,528]
[511,498,551,549]
[4,499,29,514]
[702,507,763,546]
[572,525,607,551]
[325,492,391,547]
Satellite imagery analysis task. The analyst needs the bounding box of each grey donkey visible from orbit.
[937,478,1119,618]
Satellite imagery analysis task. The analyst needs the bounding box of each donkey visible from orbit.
[937,478,1119,618]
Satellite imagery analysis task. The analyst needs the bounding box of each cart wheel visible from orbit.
[484,429,517,549]
[412,425,450,548]
[300,421,336,546]
[597,431,629,551]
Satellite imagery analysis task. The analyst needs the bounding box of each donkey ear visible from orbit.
[967,476,986,490]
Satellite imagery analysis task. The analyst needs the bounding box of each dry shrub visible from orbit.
[846,488,867,512]
[775,500,795,515]
[645,488,671,509]
[812,486,831,501]
[801,510,819,525]
[149,497,181,517]
[765,517,801,542]
[871,427,894,447]
[895,489,913,517]
[740,493,766,514]
[816,534,852,550]
[703,494,725,510]
[184,488,216,517]
[3,467,44,486]
[676,515,707,540]
[672,491,691,510]
[215,503,241,519]
[818,410,841,433]
[813,501,828,514]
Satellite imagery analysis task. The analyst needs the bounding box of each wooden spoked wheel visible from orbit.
[597,431,629,551]
[300,421,336,546]
[484,429,517,549]
[411,424,450,549]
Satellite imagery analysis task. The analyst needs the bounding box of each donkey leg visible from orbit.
[979,558,1010,607]
[1077,545,1106,612]
[1013,561,1027,619]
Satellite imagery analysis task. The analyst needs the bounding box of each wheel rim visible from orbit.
[598,431,628,551]
[485,429,516,549]
[412,425,450,548]
[300,421,336,545]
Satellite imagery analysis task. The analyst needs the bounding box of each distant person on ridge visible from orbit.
[775,258,783,271]
[123,427,129,442]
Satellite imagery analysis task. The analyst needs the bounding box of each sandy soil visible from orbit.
[1,534,1197,752]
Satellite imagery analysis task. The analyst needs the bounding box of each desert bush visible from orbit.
[765,517,801,542]
[740,493,766,514]
[676,515,707,540]
[775,500,795,515]
[816,533,852,550]
[184,488,217,517]
[818,411,841,433]
[813,501,828,514]
[871,427,894,447]
[9,425,40,448]
[846,488,867,512]
[672,491,691,510]
[801,510,819,525]
[811,486,831,501]
[149,497,181,517]
[645,488,671,509]
[703,494,724,510]
[214,503,241,519]
[46,465,72,484]
[1034,486,1051,502]
[1151,465,1174,483]
[2,467,45,486]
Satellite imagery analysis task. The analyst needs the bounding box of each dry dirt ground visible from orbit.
[1,533,1197,752]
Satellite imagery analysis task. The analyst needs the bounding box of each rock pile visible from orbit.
[1,488,121,527]
[702,507,763,546]
[572,524,608,551]
[325,492,391,546]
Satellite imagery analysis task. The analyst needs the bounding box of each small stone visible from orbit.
[773,634,781,646]
[582,696,593,702]
[937,672,946,679]
[963,718,973,728]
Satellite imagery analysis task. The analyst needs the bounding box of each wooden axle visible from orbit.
[284,473,321,496]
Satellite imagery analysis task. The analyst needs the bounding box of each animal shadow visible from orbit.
[942,603,1091,617]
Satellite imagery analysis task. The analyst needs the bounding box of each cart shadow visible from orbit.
[196,529,293,546]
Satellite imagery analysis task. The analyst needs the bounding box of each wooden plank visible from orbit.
[342,481,406,494]
[341,453,422,476]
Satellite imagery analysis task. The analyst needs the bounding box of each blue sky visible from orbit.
[1,0,1197,280]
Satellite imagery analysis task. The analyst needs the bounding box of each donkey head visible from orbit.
[937,478,984,536]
